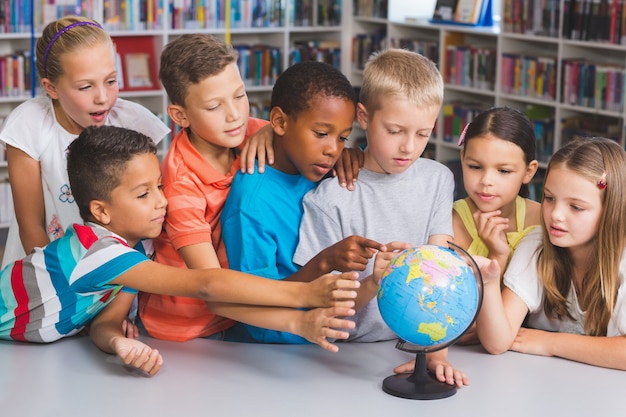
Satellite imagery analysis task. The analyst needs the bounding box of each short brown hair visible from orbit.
[159,34,239,106]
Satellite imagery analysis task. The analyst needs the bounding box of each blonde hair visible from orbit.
[359,48,443,113]
[36,15,112,82]
[538,137,626,335]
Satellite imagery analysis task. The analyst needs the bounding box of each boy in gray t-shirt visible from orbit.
[293,49,466,388]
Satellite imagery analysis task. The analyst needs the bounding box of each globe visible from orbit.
[378,244,482,350]
[377,244,483,400]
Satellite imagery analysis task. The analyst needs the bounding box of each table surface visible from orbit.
[0,336,624,417]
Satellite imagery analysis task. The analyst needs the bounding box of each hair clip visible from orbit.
[597,171,607,190]
[457,123,470,147]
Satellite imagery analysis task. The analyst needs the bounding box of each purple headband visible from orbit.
[43,21,103,78]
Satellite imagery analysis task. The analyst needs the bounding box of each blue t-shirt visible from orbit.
[221,163,315,344]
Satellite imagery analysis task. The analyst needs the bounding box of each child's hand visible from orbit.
[295,307,356,352]
[392,351,470,388]
[426,349,470,388]
[240,123,274,174]
[306,271,361,308]
[121,318,139,339]
[111,337,163,376]
[332,147,364,191]
[473,255,502,288]
[374,241,413,284]
[473,210,510,261]
[321,235,385,272]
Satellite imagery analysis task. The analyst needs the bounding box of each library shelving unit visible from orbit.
[0,0,348,241]
[348,0,626,201]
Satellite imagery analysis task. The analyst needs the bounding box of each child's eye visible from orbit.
[468,164,481,170]
[106,79,118,86]
[236,94,246,100]
[543,195,554,203]
[157,184,164,191]
[138,192,149,199]
[78,85,91,91]
[571,205,583,211]
[388,130,401,135]
[499,169,511,174]
[207,105,219,111]
[314,131,328,138]
[339,136,349,142]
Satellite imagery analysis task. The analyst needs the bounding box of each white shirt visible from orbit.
[504,228,626,336]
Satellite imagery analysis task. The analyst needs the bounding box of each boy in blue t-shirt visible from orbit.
[221,61,386,344]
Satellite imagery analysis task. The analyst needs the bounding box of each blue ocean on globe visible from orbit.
[377,245,481,350]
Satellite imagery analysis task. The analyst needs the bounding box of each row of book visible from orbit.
[170,0,284,30]
[500,53,557,101]
[0,51,34,98]
[290,40,341,68]
[501,0,561,37]
[352,0,388,19]
[291,0,342,27]
[351,28,387,70]
[153,0,341,31]
[563,0,626,44]
[234,41,342,88]
[561,59,626,112]
[0,0,342,33]
[389,38,439,65]
[235,44,281,87]
[561,113,624,145]
[444,45,496,91]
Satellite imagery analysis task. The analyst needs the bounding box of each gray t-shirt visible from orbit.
[293,158,455,342]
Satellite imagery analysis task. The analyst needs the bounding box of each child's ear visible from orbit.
[523,160,540,184]
[89,200,111,225]
[167,104,190,128]
[41,78,58,99]
[270,106,287,136]
[356,102,368,130]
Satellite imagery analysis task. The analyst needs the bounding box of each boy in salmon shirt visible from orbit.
[138,34,269,341]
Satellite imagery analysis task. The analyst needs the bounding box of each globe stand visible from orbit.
[379,242,484,401]
[382,348,456,400]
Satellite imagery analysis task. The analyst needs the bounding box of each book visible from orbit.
[124,53,153,88]
[432,0,459,21]
[113,36,158,92]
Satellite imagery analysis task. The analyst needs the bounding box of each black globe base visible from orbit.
[382,351,457,400]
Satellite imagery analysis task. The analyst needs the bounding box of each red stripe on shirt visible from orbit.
[10,260,28,341]
[75,224,100,249]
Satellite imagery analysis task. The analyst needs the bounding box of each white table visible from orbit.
[0,336,624,416]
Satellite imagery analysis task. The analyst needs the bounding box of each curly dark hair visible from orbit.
[270,61,357,119]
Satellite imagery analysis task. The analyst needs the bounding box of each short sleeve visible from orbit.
[293,188,343,267]
[70,236,150,293]
[502,228,544,312]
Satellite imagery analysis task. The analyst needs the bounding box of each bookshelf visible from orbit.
[0,0,349,246]
[348,0,626,201]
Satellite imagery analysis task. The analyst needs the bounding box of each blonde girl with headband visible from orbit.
[476,137,626,370]
[0,16,169,268]
[454,106,541,276]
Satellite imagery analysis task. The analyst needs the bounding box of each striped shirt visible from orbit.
[0,223,149,342]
